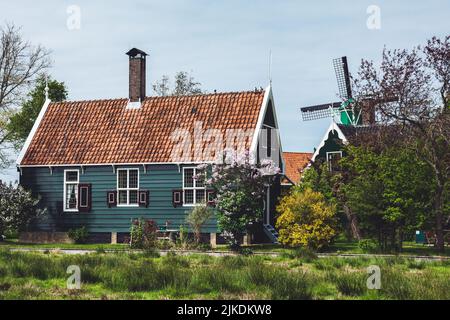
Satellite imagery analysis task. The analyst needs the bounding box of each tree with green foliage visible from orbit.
[301,161,362,240]
[339,146,435,252]
[6,74,67,149]
[353,35,449,252]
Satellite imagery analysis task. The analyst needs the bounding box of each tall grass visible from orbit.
[0,250,448,300]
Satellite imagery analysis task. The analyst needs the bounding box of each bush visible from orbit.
[0,182,45,236]
[130,218,158,249]
[358,239,380,253]
[177,225,190,250]
[68,226,89,244]
[186,204,213,244]
[276,188,337,249]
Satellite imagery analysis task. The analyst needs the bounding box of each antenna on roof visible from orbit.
[268,49,272,85]
[44,74,49,101]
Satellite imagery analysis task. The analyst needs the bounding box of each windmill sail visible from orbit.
[300,56,357,123]
[333,56,352,100]
[300,102,342,121]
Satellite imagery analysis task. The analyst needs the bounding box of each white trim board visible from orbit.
[16,98,51,166]
[116,168,140,207]
[250,85,272,157]
[249,84,285,174]
[63,169,79,213]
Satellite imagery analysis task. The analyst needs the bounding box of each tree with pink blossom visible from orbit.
[203,151,280,250]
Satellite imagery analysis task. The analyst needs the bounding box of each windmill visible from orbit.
[301,56,361,126]
[301,56,398,126]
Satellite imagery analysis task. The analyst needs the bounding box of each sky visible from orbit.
[1,0,449,182]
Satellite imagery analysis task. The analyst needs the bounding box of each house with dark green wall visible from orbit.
[16,48,284,245]
[310,121,348,171]
[310,120,388,171]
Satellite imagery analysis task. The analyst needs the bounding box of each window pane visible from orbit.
[65,171,78,182]
[129,190,138,204]
[129,170,138,188]
[195,169,205,188]
[328,153,342,172]
[118,170,127,188]
[118,190,127,204]
[196,189,205,204]
[184,169,194,187]
[184,190,194,204]
[66,184,78,209]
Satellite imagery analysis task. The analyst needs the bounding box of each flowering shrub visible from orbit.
[276,187,337,249]
[205,151,280,250]
[0,182,45,236]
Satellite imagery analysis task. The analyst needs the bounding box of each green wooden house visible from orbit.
[311,120,386,171]
[16,48,284,245]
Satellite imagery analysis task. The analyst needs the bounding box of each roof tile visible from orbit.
[282,152,312,184]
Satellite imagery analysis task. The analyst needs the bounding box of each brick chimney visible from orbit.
[361,100,376,125]
[126,48,148,103]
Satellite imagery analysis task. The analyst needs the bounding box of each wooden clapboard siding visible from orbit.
[20,164,218,233]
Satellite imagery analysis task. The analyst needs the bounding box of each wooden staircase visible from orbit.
[263,224,279,244]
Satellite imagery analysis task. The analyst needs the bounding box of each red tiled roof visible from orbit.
[282,152,312,184]
[20,90,266,165]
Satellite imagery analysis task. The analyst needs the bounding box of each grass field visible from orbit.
[0,249,449,300]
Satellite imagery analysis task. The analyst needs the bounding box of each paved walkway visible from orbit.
[7,247,450,261]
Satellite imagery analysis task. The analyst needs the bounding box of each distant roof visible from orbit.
[19,90,266,166]
[336,123,384,138]
[282,152,312,185]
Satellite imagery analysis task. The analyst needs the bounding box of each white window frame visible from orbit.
[63,169,79,212]
[182,167,206,207]
[117,168,140,207]
[326,151,343,172]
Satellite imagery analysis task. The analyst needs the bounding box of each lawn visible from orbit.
[0,249,449,300]
[1,238,448,257]
[324,239,450,257]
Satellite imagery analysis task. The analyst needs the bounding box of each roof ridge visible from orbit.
[55,89,266,104]
[283,151,313,155]
[51,97,128,104]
